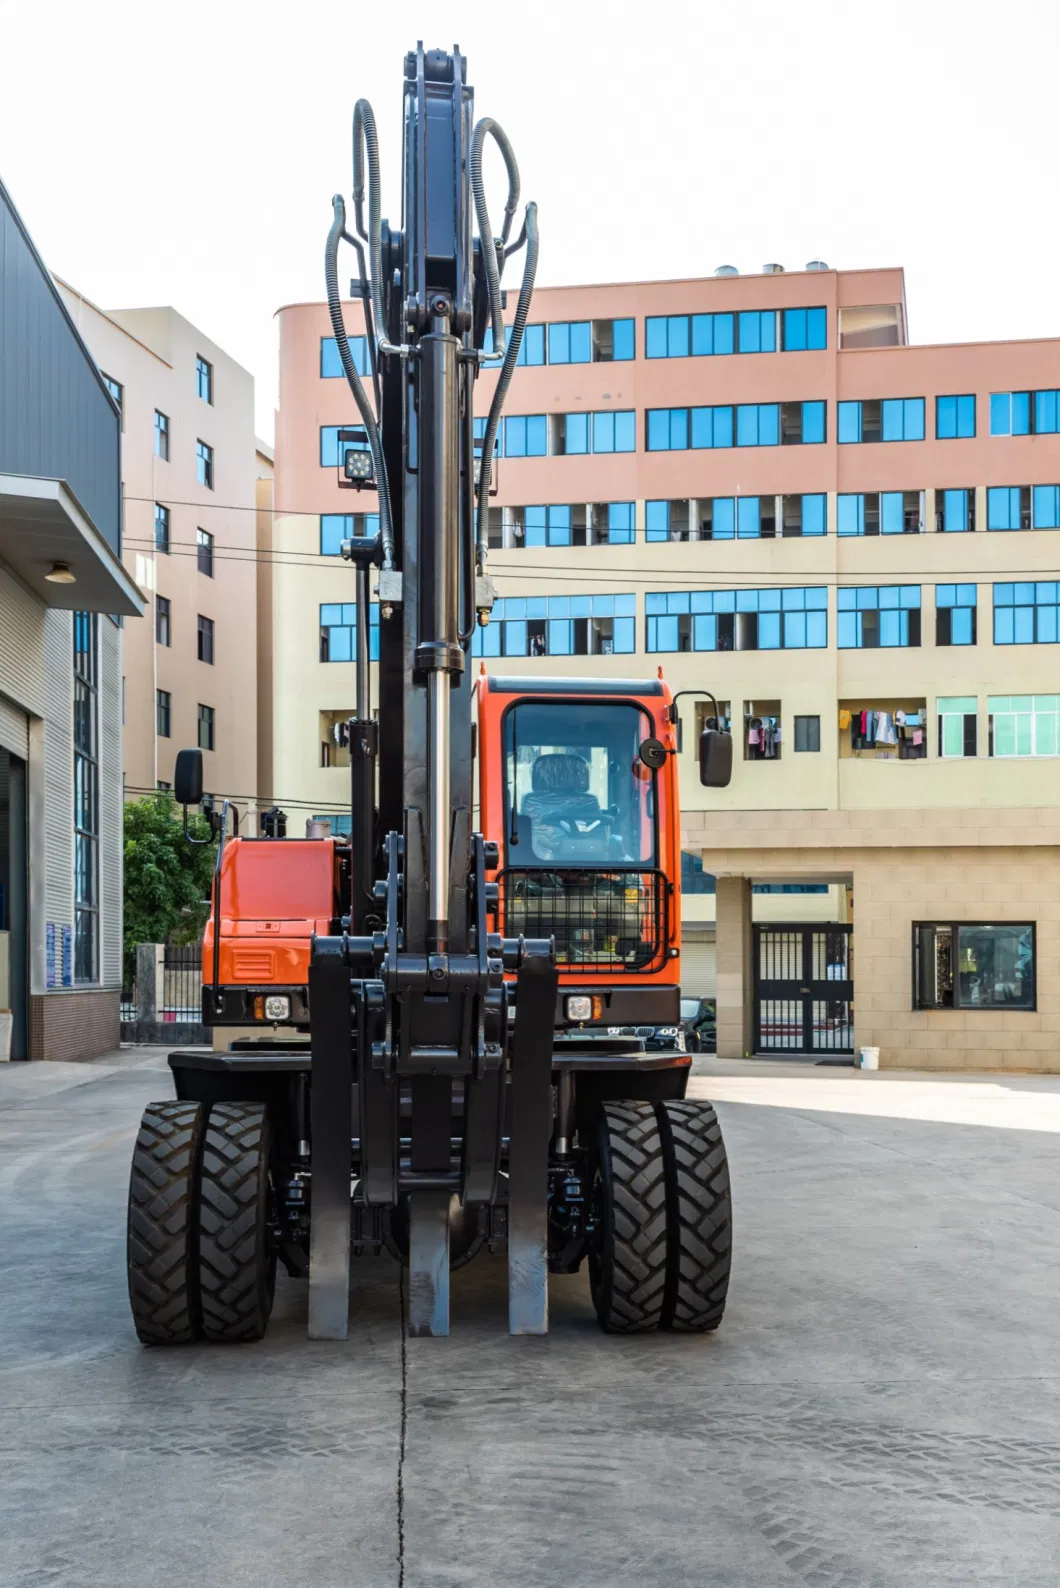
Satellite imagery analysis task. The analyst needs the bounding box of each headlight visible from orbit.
[566,995,593,1022]
[264,994,291,1021]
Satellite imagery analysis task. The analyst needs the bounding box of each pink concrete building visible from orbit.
[268,264,1060,1070]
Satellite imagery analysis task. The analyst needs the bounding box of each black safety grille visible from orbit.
[496,868,669,975]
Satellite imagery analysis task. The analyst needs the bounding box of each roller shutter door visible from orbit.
[679,930,716,997]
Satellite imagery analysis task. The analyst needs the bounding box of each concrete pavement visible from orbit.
[2,1048,1060,1586]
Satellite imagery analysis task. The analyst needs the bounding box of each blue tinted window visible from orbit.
[690,405,734,449]
[646,501,670,542]
[837,586,920,647]
[647,408,686,451]
[713,313,734,355]
[801,401,826,444]
[1034,486,1060,528]
[712,498,735,540]
[607,502,634,544]
[738,310,776,353]
[563,414,589,454]
[597,410,635,453]
[520,325,545,366]
[838,401,861,444]
[320,600,379,662]
[320,335,369,378]
[645,317,668,358]
[782,306,827,351]
[987,486,1020,531]
[881,492,904,535]
[548,321,592,364]
[611,319,635,361]
[941,489,969,531]
[838,494,864,537]
[691,314,713,355]
[737,497,760,539]
[1035,390,1060,434]
[937,393,975,439]
[321,514,352,556]
[667,316,689,358]
[320,426,369,468]
[645,585,826,650]
[803,494,826,536]
[736,404,779,447]
[992,582,1060,644]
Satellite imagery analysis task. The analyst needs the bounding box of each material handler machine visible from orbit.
[126,43,734,1343]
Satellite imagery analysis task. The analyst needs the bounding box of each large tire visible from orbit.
[657,1099,732,1332]
[198,1102,276,1343]
[127,1100,206,1345]
[589,1101,669,1333]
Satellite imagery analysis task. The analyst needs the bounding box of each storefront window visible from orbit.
[913,922,1035,1010]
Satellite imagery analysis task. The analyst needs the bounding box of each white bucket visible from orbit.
[858,1046,880,1071]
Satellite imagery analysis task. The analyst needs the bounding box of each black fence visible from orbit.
[160,943,203,1022]
[496,868,669,974]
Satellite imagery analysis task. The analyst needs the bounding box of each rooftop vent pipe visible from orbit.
[805,259,829,272]
[714,264,738,277]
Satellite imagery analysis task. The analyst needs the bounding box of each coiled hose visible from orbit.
[324,194,395,567]
[470,117,521,356]
[475,199,538,572]
[353,98,402,356]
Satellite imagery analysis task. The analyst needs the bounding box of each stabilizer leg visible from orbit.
[507,949,559,1335]
[308,944,354,1340]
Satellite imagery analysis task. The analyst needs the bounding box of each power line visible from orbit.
[125,782,351,813]
[122,536,1060,590]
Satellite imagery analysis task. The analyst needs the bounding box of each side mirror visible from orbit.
[638,737,668,770]
[699,728,733,788]
[173,747,203,807]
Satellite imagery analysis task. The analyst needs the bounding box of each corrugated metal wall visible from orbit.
[0,179,121,553]
[0,561,45,716]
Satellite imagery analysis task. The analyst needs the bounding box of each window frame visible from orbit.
[197,703,215,753]
[197,614,215,665]
[156,688,172,738]
[153,408,170,460]
[196,355,213,404]
[935,393,976,440]
[155,594,171,647]
[154,502,170,554]
[793,715,821,752]
[196,438,214,489]
[197,527,214,577]
[912,921,1036,1012]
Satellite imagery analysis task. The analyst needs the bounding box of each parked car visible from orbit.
[680,995,716,1053]
[607,1022,686,1053]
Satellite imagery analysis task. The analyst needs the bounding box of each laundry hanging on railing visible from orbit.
[845,707,925,759]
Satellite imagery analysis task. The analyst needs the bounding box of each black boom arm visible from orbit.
[308,44,557,1339]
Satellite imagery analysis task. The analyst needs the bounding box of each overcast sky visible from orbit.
[2,0,1057,442]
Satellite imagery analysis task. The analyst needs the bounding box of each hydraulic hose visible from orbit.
[325,195,395,567]
[475,199,538,572]
[470,118,521,359]
[353,98,406,357]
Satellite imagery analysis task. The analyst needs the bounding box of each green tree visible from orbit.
[123,792,217,982]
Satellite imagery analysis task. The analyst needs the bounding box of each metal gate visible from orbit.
[753,924,853,1054]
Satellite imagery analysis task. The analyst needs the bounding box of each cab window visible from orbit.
[503,701,656,866]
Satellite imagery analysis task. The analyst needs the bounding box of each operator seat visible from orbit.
[520,753,608,860]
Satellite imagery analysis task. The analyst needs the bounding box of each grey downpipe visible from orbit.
[324,195,395,567]
[475,200,538,572]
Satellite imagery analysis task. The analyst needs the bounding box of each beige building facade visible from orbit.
[57,284,262,812]
[268,264,1060,1070]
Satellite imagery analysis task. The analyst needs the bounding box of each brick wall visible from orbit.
[693,838,1060,1072]
[29,990,120,1061]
